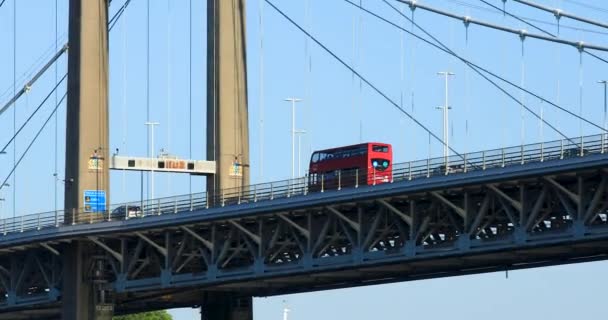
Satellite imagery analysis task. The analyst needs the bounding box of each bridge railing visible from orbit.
[1,133,606,235]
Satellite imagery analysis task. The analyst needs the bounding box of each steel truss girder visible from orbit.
[1,169,608,315]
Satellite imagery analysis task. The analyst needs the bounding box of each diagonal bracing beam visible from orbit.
[277,213,310,238]
[326,206,360,232]
[221,243,247,269]
[40,243,60,256]
[181,226,214,251]
[312,216,332,253]
[131,258,150,279]
[543,177,580,205]
[487,184,523,212]
[378,199,413,226]
[228,220,261,245]
[525,187,548,231]
[135,232,167,257]
[176,255,196,273]
[584,176,607,222]
[469,194,491,233]
[126,239,144,275]
[430,192,466,219]
[34,256,52,289]
[363,210,384,250]
[553,187,576,218]
[88,236,123,263]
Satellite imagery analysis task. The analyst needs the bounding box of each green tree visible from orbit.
[113,310,173,320]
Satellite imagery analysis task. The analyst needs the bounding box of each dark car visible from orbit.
[111,205,142,219]
[562,147,587,158]
[432,163,465,175]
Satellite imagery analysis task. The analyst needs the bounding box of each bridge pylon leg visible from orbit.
[201,292,253,320]
[62,242,114,320]
[206,0,250,195]
[62,0,111,316]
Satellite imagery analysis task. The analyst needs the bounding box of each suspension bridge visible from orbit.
[0,0,607,319]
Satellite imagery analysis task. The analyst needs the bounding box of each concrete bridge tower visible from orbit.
[204,0,252,319]
[61,0,251,318]
[206,0,251,195]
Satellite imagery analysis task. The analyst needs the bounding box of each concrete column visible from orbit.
[62,242,92,319]
[201,292,253,320]
[63,0,111,319]
[64,0,110,220]
[207,0,250,196]
[62,242,113,320]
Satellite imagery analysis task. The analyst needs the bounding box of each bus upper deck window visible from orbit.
[312,153,320,163]
[372,145,389,153]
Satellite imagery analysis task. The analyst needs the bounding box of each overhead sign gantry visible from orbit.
[110,155,216,175]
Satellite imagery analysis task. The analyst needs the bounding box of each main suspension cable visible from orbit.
[372,0,606,135]
[513,0,608,30]
[396,0,608,52]
[382,0,573,142]
[445,0,608,36]
[480,0,554,37]
[563,0,608,15]
[479,0,608,65]
[0,45,68,118]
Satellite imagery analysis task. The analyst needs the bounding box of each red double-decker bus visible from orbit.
[308,142,393,192]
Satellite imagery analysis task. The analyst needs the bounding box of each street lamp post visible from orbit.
[0,184,8,220]
[599,81,608,132]
[295,130,307,177]
[0,198,4,220]
[437,71,455,171]
[284,98,303,182]
[145,122,160,201]
[599,81,608,152]
[0,153,11,220]
[0,153,6,220]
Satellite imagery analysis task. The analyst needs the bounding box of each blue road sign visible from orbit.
[84,190,107,213]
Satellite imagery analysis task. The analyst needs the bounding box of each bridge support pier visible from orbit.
[62,242,114,320]
[201,293,253,320]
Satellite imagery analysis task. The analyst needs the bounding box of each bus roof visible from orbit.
[313,142,391,153]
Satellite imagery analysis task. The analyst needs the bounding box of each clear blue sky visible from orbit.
[1,0,608,318]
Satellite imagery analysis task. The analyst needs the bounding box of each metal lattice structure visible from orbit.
[0,135,608,318]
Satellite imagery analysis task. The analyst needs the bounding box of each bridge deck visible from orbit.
[0,134,607,317]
